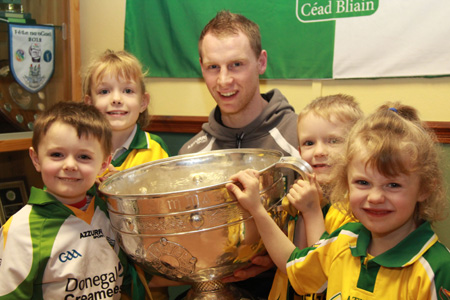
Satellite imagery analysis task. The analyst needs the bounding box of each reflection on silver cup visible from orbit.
[98,149,312,299]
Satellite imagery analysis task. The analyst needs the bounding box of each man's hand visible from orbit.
[221,254,274,283]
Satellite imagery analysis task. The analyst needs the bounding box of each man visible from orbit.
[179,11,299,157]
[178,11,299,299]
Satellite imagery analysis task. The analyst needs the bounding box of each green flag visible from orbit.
[125,0,450,79]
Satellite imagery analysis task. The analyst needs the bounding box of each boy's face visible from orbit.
[85,73,149,134]
[199,31,267,123]
[29,121,110,205]
[298,113,347,184]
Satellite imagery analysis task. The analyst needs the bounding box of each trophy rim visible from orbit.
[98,148,285,197]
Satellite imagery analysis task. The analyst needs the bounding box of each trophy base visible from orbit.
[181,280,256,300]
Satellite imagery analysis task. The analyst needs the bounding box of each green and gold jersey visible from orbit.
[104,125,170,300]
[287,222,450,300]
[323,203,356,234]
[112,126,169,171]
[0,188,129,300]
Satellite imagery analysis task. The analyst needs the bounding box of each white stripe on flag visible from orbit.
[333,0,450,78]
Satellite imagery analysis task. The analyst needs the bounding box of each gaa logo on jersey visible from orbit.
[59,249,83,263]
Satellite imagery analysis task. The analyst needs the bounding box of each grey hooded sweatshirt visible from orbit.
[179,89,300,157]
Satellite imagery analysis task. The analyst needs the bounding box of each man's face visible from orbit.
[199,32,267,124]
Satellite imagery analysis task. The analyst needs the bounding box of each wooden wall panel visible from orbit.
[147,116,450,144]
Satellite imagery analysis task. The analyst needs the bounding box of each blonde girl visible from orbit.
[83,50,169,175]
[228,102,450,299]
[83,50,171,300]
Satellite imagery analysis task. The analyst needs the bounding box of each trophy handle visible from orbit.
[275,156,313,182]
[264,156,313,228]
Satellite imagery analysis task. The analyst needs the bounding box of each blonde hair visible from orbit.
[298,94,363,131]
[330,102,447,223]
[199,10,262,61]
[32,101,112,158]
[82,50,150,127]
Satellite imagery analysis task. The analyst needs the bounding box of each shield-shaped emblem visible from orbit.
[8,24,55,93]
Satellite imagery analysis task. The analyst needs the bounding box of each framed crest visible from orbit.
[8,23,55,93]
[0,179,28,226]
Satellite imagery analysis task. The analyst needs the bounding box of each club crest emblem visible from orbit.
[8,24,55,93]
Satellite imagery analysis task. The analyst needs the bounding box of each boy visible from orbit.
[291,94,363,247]
[271,94,363,300]
[0,102,132,299]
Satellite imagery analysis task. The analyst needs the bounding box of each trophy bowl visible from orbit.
[98,149,312,299]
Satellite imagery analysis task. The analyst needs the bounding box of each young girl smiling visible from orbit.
[228,102,450,299]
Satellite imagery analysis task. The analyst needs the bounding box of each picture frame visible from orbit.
[0,179,28,226]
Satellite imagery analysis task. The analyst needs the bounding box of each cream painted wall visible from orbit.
[80,0,450,121]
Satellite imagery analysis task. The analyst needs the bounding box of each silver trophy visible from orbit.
[98,149,312,299]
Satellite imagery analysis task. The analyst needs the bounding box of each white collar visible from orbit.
[112,125,137,160]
